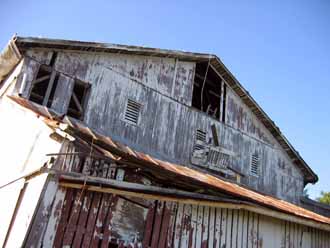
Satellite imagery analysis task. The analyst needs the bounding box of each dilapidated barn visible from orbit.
[0,36,329,247]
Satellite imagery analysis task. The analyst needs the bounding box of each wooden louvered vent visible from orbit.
[250,153,260,176]
[208,149,230,168]
[124,99,141,125]
[193,129,207,152]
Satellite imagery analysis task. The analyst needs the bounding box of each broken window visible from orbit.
[28,61,90,120]
[208,148,230,168]
[29,65,57,105]
[67,79,90,120]
[192,62,226,121]
[124,99,142,125]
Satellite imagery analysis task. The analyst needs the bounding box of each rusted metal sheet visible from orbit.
[13,143,327,247]
[53,116,330,227]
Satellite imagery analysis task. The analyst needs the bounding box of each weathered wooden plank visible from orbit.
[99,194,119,248]
[142,201,156,247]
[151,201,165,248]
[158,202,173,248]
[236,209,244,248]
[42,186,66,247]
[166,202,178,248]
[202,205,209,247]
[53,188,75,247]
[85,161,114,247]
[208,206,215,248]
[226,209,233,248]
[196,205,203,248]
[232,209,238,248]
[241,210,248,248]
[72,191,93,247]
[220,208,227,247]
[247,211,254,248]
[24,179,59,247]
[190,204,198,248]
[214,207,222,248]
[42,70,57,106]
[174,203,184,248]
[81,192,103,247]
[181,204,192,248]
[61,189,85,246]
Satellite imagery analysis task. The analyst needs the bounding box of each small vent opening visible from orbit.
[193,129,207,152]
[124,99,142,125]
[250,153,260,176]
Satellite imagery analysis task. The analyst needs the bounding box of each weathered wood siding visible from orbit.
[0,70,62,246]
[38,186,330,248]
[19,49,304,204]
[25,143,330,248]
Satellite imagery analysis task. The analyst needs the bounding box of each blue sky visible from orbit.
[1,0,329,199]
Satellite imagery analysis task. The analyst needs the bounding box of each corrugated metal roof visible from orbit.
[5,35,317,184]
[8,96,330,227]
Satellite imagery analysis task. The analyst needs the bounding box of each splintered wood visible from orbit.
[27,143,330,247]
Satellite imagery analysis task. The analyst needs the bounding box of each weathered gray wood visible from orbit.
[21,48,309,206]
[32,75,51,85]
[49,169,241,203]
[51,75,74,114]
[71,92,83,112]
[42,71,57,106]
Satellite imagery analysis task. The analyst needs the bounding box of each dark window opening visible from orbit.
[49,51,58,67]
[192,62,226,121]
[29,65,54,105]
[67,80,90,120]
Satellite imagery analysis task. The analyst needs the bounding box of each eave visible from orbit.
[0,35,318,184]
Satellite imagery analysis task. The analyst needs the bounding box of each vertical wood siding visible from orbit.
[21,49,305,204]
[40,190,330,247]
[20,143,329,247]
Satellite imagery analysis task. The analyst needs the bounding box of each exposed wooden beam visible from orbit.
[53,170,239,203]
[71,92,83,113]
[32,75,51,85]
[59,181,330,232]
[211,124,219,146]
[42,71,57,106]
[195,72,219,88]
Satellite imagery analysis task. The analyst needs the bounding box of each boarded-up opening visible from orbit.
[192,62,226,121]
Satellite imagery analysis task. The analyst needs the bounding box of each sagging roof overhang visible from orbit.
[0,38,21,83]
[1,36,317,184]
[7,96,330,230]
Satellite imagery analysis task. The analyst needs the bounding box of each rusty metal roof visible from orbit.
[4,35,317,184]
[8,96,330,227]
